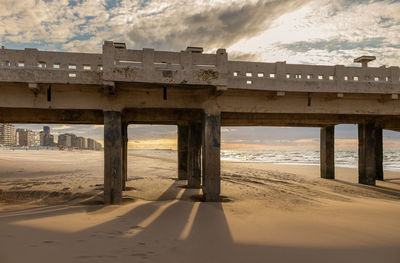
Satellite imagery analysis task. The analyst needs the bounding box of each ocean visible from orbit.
[129,148,400,171]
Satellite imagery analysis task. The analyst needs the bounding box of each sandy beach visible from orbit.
[1,149,400,262]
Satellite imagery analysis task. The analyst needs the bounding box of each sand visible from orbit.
[1,149,400,262]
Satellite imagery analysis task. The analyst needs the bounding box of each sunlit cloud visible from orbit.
[2,0,400,149]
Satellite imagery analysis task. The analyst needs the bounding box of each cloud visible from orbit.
[51,125,73,130]
[3,0,400,149]
[126,0,310,51]
[229,0,400,66]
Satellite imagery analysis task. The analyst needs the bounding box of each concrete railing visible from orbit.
[101,41,227,86]
[228,61,400,94]
[0,42,399,95]
[0,47,103,84]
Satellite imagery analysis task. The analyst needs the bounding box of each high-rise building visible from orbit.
[16,128,40,147]
[87,138,94,150]
[40,126,54,146]
[16,129,28,146]
[0,123,15,146]
[82,137,88,149]
[58,134,70,147]
[94,141,102,150]
[30,131,40,147]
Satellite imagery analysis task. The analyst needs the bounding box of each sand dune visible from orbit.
[1,150,400,262]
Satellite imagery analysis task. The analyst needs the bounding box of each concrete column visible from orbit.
[202,111,221,202]
[358,122,376,186]
[104,111,123,204]
[187,122,202,188]
[178,125,189,180]
[320,126,335,179]
[375,127,383,181]
[122,122,128,190]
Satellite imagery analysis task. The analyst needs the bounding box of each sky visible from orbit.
[2,0,400,149]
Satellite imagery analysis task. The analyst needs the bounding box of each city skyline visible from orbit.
[0,124,102,150]
[8,123,400,150]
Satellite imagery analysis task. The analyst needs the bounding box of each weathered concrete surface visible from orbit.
[177,125,189,180]
[104,111,123,204]
[320,126,335,179]
[0,108,103,124]
[187,122,202,188]
[375,127,384,181]
[122,122,128,190]
[202,111,221,202]
[358,122,376,186]
[1,41,399,93]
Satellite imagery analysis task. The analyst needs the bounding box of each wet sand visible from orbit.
[1,150,400,262]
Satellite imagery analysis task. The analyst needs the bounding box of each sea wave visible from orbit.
[129,149,400,171]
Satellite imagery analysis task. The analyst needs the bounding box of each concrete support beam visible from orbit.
[375,127,384,181]
[358,122,376,186]
[187,123,202,188]
[202,111,221,202]
[320,126,335,179]
[122,122,128,190]
[178,125,189,180]
[104,111,123,204]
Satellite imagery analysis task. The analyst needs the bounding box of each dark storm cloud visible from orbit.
[127,0,311,51]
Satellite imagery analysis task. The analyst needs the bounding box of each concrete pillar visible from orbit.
[104,111,123,204]
[320,126,335,179]
[187,122,202,188]
[178,125,189,180]
[358,122,376,186]
[122,122,128,190]
[375,127,383,181]
[202,111,221,202]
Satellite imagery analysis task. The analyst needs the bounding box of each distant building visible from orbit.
[87,138,94,150]
[16,128,39,147]
[0,123,15,146]
[30,131,40,147]
[82,137,88,149]
[58,133,72,148]
[40,126,54,146]
[71,134,78,148]
[77,137,85,149]
[58,133,101,150]
[94,141,102,150]
[16,129,27,146]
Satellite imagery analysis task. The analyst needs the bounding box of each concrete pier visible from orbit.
[104,111,123,204]
[375,127,384,181]
[202,111,221,201]
[122,122,128,190]
[178,125,189,180]
[1,42,399,203]
[320,126,335,179]
[358,122,377,186]
[187,122,202,188]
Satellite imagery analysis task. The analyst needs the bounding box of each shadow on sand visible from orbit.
[0,178,400,263]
